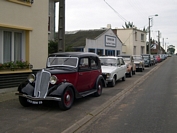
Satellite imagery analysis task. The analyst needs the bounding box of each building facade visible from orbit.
[0,0,48,72]
[113,28,147,55]
[65,29,123,56]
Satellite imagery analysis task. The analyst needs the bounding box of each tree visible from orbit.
[122,22,135,29]
[167,45,175,54]
[48,40,58,54]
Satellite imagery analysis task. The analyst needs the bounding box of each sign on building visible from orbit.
[105,35,116,47]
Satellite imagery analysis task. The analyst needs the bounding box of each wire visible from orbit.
[103,0,128,23]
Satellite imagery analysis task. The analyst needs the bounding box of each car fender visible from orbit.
[18,81,34,96]
[49,82,81,98]
[95,75,106,88]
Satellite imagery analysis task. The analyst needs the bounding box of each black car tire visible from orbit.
[122,74,126,81]
[19,96,31,107]
[110,77,116,87]
[59,87,74,110]
[129,71,132,77]
[133,70,136,75]
[94,80,103,97]
[140,68,143,72]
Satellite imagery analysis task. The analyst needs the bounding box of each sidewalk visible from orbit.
[0,87,17,102]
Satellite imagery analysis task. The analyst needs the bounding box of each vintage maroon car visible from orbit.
[16,52,106,110]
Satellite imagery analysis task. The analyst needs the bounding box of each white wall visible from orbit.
[85,29,122,55]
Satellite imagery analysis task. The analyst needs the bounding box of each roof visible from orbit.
[118,55,132,57]
[48,52,99,58]
[99,56,123,59]
[65,29,107,48]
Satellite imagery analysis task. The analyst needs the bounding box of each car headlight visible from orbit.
[106,73,110,78]
[50,75,58,84]
[28,74,35,83]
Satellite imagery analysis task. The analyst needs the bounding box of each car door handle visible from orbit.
[79,73,83,75]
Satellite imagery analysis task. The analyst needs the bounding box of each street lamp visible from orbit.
[148,14,158,54]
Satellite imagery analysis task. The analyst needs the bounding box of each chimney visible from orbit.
[107,24,111,29]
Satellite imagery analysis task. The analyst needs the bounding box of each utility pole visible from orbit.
[58,0,65,52]
[157,31,160,54]
[148,17,151,54]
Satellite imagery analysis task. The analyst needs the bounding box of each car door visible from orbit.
[115,58,122,79]
[77,57,91,92]
[119,58,126,77]
[89,56,101,89]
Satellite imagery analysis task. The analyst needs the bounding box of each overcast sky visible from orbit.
[56,0,177,52]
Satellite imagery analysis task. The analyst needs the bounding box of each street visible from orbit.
[0,56,174,133]
[76,56,177,133]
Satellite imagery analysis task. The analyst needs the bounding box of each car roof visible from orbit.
[133,55,142,56]
[118,55,132,57]
[142,54,150,55]
[48,52,99,58]
[99,56,123,59]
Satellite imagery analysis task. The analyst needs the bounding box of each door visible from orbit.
[77,57,91,92]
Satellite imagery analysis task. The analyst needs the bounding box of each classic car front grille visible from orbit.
[34,69,51,98]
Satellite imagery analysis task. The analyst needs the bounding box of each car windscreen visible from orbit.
[47,57,78,68]
[100,58,117,66]
[143,56,149,59]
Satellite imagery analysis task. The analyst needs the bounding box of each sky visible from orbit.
[56,0,177,52]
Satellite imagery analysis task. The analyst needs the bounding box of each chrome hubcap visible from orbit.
[66,94,70,102]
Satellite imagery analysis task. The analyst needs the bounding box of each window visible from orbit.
[3,31,12,63]
[119,58,125,65]
[48,16,50,32]
[133,46,136,55]
[0,29,24,63]
[135,32,137,41]
[97,49,103,56]
[141,46,144,54]
[79,58,89,71]
[90,57,99,69]
[88,48,95,53]
[141,34,144,42]
[116,50,120,56]
[14,32,22,61]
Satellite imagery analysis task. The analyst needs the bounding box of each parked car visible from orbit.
[99,56,126,87]
[154,54,161,63]
[150,55,156,65]
[118,55,136,77]
[142,54,151,67]
[15,52,106,110]
[132,55,145,72]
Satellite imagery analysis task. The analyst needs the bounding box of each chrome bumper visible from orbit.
[16,93,61,101]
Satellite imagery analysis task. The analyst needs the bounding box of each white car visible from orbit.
[99,56,127,87]
[133,55,145,72]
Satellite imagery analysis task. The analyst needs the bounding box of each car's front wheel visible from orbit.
[19,96,31,107]
[94,80,103,97]
[122,74,126,81]
[110,77,116,87]
[59,87,74,110]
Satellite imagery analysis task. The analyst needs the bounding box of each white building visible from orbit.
[65,28,123,56]
[113,28,147,55]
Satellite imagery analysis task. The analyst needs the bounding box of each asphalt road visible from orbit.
[76,56,177,133]
[0,58,167,133]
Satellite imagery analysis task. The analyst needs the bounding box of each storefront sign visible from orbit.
[105,35,116,47]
